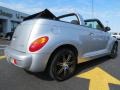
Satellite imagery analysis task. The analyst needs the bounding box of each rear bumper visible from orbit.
[4,47,32,69]
[4,46,51,72]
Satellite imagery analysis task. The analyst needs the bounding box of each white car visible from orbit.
[111,32,120,40]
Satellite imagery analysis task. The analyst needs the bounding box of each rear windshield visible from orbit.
[113,33,117,35]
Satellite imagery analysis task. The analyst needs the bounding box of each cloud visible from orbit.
[0,1,44,14]
[0,1,119,19]
[0,1,91,16]
[0,1,119,32]
[0,1,118,21]
[0,2,27,12]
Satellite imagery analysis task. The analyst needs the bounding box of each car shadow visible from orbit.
[25,70,54,81]
[29,56,111,81]
[75,56,111,76]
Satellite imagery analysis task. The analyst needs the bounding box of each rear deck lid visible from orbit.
[10,20,36,52]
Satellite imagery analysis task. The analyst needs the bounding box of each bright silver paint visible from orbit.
[5,13,117,72]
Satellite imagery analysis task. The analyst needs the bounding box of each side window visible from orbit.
[85,21,94,28]
[85,21,103,30]
[93,21,103,30]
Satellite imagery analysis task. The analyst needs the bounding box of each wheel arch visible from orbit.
[45,44,78,71]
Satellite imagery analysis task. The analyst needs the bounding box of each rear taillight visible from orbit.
[29,36,49,52]
[12,59,17,65]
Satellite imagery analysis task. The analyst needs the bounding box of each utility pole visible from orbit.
[91,0,94,18]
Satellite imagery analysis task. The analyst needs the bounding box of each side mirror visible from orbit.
[104,26,111,32]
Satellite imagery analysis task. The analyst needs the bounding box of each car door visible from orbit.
[85,19,109,51]
[93,20,110,50]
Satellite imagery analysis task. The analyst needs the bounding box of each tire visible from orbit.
[48,48,77,81]
[109,43,118,58]
[7,35,11,41]
[5,32,13,41]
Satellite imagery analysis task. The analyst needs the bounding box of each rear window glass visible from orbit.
[113,33,117,35]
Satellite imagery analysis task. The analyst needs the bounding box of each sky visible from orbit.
[0,0,120,32]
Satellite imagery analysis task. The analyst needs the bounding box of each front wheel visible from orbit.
[49,48,77,81]
[109,43,118,58]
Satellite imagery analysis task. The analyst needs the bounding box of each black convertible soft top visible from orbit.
[24,9,57,21]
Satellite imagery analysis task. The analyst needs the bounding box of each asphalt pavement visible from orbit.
[0,41,120,90]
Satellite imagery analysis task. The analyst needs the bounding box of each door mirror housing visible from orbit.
[104,26,111,32]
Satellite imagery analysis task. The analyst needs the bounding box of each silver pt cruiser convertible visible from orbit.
[5,9,118,81]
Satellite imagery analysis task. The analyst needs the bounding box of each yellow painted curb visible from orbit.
[0,56,6,60]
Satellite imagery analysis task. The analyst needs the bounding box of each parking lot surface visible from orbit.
[0,39,10,45]
[0,40,120,90]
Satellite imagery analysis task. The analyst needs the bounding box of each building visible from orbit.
[0,6,29,33]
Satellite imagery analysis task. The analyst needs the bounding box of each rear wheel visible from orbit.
[109,43,118,58]
[48,48,77,81]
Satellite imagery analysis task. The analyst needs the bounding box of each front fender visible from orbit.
[107,36,118,53]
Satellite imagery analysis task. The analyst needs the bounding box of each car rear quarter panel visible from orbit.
[27,19,85,55]
[26,19,88,71]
